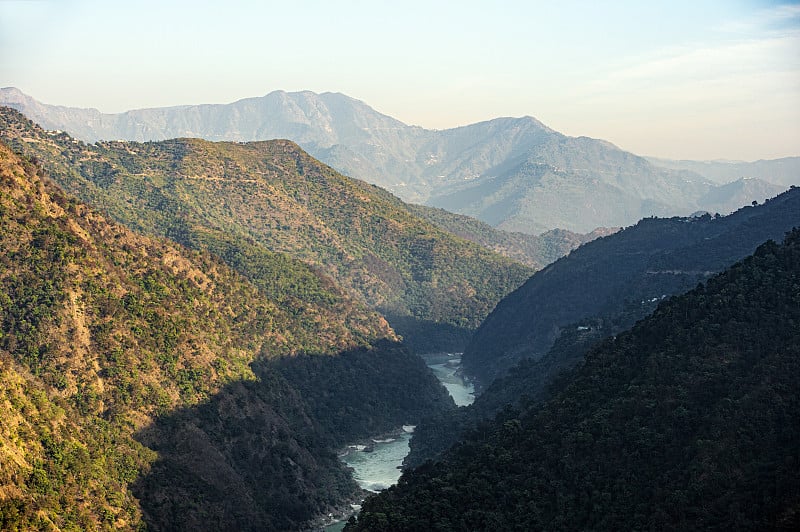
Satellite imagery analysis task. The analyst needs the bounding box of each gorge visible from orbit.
[0,94,797,531]
[326,353,475,530]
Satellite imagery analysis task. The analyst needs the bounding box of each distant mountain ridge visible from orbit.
[648,155,800,188]
[2,87,792,234]
[406,203,618,269]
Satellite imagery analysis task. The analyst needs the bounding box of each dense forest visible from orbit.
[0,107,533,352]
[0,142,452,530]
[133,343,453,531]
[349,230,800,530]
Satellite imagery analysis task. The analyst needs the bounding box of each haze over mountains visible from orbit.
[647,155,800,188]
[2,87,792,234]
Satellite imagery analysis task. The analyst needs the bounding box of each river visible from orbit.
[424,354,475,407]
[323,353,474,530]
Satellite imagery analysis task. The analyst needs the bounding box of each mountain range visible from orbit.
[1,84,797,531]
[647,155,800,188]
[2,87,792,234]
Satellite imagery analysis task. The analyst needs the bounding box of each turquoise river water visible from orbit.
[324,354,474,530]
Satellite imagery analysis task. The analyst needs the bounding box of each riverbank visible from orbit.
[336,424,415,458]
[339,427,415,492]
[421,353,475,407]
[305,495,364,531]
[314,354,473,530]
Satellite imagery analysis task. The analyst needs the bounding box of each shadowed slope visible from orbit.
[350,230,800,530]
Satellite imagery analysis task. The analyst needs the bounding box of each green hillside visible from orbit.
[0,142,451,530]
[0,106,532,351]
[349,230,800,530]
[4,89,787,235]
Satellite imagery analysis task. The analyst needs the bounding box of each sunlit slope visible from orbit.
[0,106,532,350]
[0,141,450,530]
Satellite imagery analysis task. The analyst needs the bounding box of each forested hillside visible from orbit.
[350,230,800,530]
[463,188,800,386]
[405,189,800,468]
[0,107,532,351]
[0,142,452,530]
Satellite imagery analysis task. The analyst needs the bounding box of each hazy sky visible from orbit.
[1,0,798,160]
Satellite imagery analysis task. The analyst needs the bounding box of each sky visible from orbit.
[1,0,798,161]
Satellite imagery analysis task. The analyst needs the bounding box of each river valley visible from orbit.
[323,353,474,530]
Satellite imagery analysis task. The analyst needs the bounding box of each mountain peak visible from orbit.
[0,86,31,104]
[518,114,552,129]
